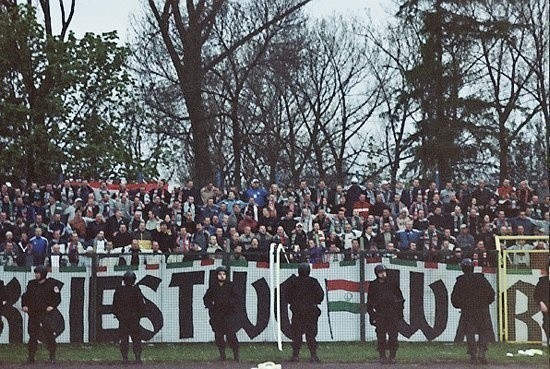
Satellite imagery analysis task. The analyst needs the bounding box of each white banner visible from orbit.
[0,260,501,343]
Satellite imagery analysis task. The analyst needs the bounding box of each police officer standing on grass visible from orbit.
[21,265,61,364]
[534,261,549,347]
[0,279,5,332]
[285,262,325,363]
[113,271,147,364]
[451,258,495,365]
[203,265,240,362]
[367,264,405,364]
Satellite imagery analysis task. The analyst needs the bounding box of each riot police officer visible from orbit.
[0,279,5,334]
[21,265,61,364]
[367,264,405,364]
[285,262,325,362]
[533,263,550,347]
[203,266,240,362]
[451,258,495,365]
[113,271,147,363]
[534,261,549,346]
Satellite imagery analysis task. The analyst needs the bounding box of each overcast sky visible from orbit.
[37,0,387,43]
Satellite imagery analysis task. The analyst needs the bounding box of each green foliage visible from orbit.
[0,5,147,184]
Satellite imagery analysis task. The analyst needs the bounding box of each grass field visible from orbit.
[0,342,547,365]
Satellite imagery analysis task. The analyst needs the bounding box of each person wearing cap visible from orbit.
[345,177,363,210]
[203,266,240,362]
[113,271,147,363]
[243,179,267,208]
[285,262,324,362]
[21,265,61,364]
[367,264,405,364]
[451,258,495,364]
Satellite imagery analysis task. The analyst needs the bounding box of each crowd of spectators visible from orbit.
[0,176,548,269]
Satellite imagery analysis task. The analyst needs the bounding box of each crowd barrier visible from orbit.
[0,248,547,345]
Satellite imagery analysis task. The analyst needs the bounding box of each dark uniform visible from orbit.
[451,258,495,365]
[285,263,324,362]
[203,266,240,362]
[367,264,405,364]
[0,279,5,332]
[534,267,549,346]
[21,265,61,364]
[113,271,147,363]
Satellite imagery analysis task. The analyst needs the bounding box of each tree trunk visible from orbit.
[498,119,509,183]
[231,99,242,188]
[181,37,213,187]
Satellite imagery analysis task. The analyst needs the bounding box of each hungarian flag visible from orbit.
[325,279,368,314]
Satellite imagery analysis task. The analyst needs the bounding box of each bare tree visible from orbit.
[143,0,311,187]
[365,20,421,185]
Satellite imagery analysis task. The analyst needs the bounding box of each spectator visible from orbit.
[132,222,152,251]
[113,224,133,250]
[66,233,86,266]
[149,179,170,205]
[509,210,535,235]
[371,194,390,218]
[340,223,360,250]
[446,247,463,264]
[201,198,220,223]
[200,182,217,205]
[395,221,422,251]
[329,208,347,236]
[0,241,17,266]
[353,194,372,221]
[455,224,475,252]
[471,180,494,210]
[395,208,412,231]
[47,213,68,240]
[295,208,313,234]
[412,209,429,231]
[192,223,209,250]
[376,222,395,250]
[151,221,175,253]
[29,228,48,266]
[450,205,466,236]
[44,196,65,223]
[507,239,534,267]
[440,182,456,205]
[92,230,108,253]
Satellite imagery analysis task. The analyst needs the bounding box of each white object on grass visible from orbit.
[250,362,282,369]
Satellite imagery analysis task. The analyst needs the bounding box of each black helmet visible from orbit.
[34,265,48,280]
[123,271,137,285]
[461,258,474,273]
[374,264,386,276]
[298,263,310,276]
[215,265,228,274]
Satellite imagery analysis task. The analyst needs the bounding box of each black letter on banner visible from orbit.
[169,271,205,339]
[506,280,539,342]
[93,276,121,342]
[232,272,269,339]
[278,276,295,339]
[137,275,163,341]
[0,278,23,343]
[69,277,85,342]
[398,271,448,340]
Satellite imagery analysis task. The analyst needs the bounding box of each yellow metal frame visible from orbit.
[495,235,548,343]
